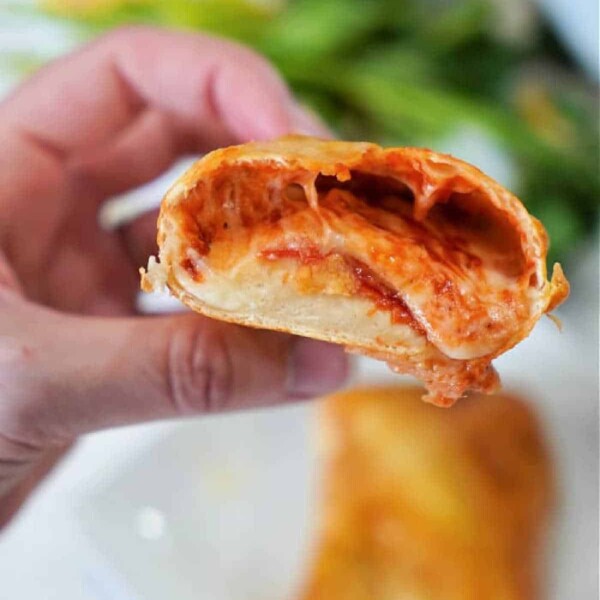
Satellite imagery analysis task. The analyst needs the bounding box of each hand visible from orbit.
[0,26,347,527]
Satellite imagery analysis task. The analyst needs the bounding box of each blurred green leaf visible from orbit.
[260,0,384,63]
[351,43,437,86]
[417,0,491,49]
[154,0,274,44]
[44,0,275,43]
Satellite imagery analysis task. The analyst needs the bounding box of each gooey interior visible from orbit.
[172,162,534,369]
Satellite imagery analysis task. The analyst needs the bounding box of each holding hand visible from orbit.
[0,27,347,527]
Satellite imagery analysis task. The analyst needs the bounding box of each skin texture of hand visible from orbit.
[0,26,348,528]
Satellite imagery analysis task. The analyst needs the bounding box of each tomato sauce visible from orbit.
[259,245,425,335]
[345,257,426,335]
[180,257,204,282]
[260,245,325,266]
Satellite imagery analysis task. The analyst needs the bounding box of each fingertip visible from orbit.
[215,50,292,141]
[214,47,333,142]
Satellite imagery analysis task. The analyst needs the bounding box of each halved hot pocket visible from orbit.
[141,136,569,406]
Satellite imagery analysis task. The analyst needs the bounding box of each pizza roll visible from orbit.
[141,136,568,405]
[298,386,554,600]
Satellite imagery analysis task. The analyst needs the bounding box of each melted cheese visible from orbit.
[172,180,532,360]
[147,136,569,406]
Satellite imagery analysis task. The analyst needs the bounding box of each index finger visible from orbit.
[0,26,297,157]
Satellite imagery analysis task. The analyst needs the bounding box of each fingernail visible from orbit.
[288,102,335,139]
[287,338,349,399]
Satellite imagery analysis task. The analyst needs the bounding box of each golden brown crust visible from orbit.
[142,135,569,405]
[298,386,554,600]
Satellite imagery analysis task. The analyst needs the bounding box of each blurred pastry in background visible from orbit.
[299,386,554,600]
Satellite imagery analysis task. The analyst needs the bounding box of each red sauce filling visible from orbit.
[260,246,425,335]
[180,257,204,282]
[260,246,325,265]
[344,257,426,335]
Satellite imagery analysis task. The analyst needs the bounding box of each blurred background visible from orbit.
[0,0,597,598]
